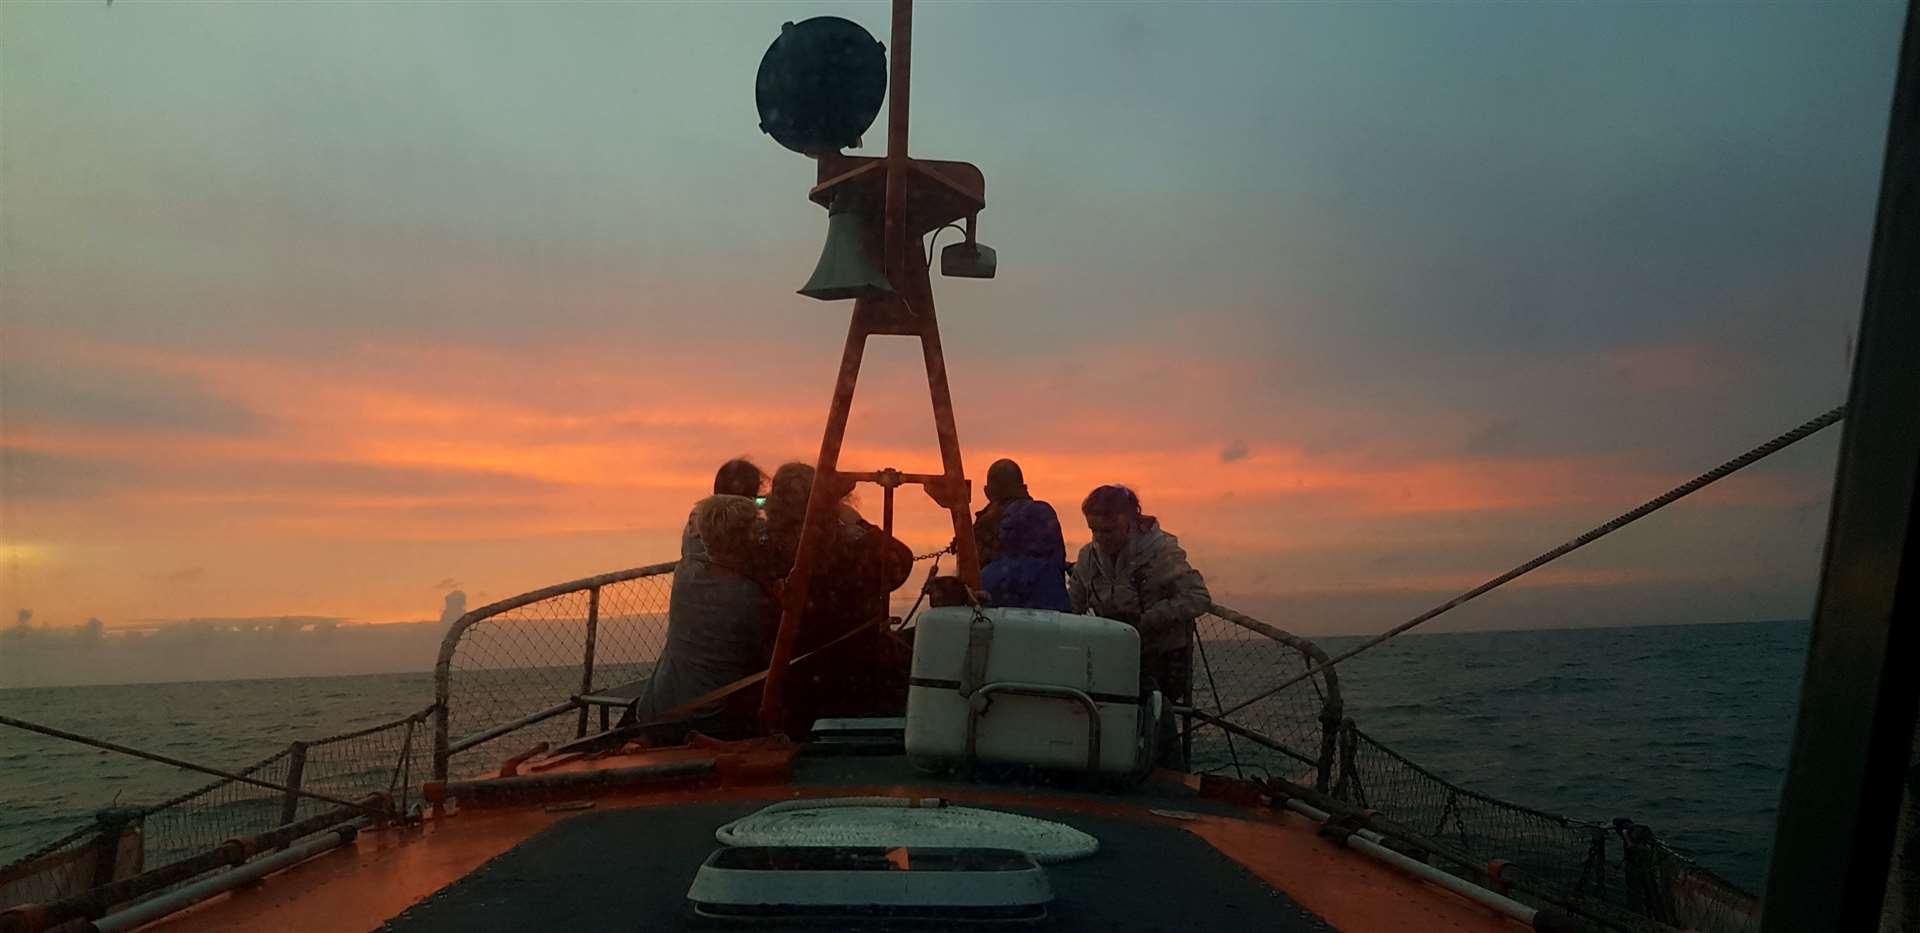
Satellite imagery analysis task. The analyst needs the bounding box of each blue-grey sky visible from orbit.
[0,1,1905,669]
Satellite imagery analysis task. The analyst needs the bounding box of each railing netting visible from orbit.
[1327,723,1759,933]
[434,565,675,777]
[1190,606,1342,788]
[0,706,433,912]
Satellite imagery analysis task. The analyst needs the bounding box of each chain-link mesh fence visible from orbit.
[432,552,947,779]
[435,565,676,778]
[0,705,433,913]
[592,572,678,693]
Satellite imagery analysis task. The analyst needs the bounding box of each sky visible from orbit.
[0,1,1906,683]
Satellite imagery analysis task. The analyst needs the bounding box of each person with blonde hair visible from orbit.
[633,494,778,732]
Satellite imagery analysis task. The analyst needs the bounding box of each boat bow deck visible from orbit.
[133,744,1531,933]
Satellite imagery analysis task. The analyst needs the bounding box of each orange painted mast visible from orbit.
[759,0,988,734]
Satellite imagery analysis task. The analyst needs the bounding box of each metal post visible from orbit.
[577,587,600,738]
[278,741,308,827]
[761,311,873,734]
[89,812,134,888]
[1315,706,1342,794]
[1335,720,1362,805]
[904,249,982,588]
[1761,4,1920,927]
[432,632,458,783]
[882,479,899,613]
[882,0,910,278]
[391,717,416,814]
[762,0,990,730]
[883,481,896,537]
[1179,632,1194,769]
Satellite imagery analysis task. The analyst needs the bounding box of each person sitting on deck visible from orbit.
[632,494,777,737]
[1069,484,1211,766]
[764,461,915,731]
[972,458,1032,567]
[980,498,1072,612]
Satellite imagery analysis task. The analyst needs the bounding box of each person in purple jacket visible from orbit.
[980,498,1072,612]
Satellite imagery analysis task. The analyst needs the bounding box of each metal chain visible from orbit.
[896,546,952,629]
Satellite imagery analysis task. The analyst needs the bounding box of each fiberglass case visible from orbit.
[905,607,1152,777]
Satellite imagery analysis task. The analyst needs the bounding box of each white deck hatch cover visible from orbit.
[713,797,1101,864]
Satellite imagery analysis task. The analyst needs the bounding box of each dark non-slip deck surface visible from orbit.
[380,801,1334,933]
[791,751,1263,818]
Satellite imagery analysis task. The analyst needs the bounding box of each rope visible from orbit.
[1195,405,1846,734]
[306,703,439,746]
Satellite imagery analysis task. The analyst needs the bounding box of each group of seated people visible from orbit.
[632,456,1211,753]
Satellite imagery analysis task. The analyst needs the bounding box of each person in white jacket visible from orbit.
[1069,484,1211,766]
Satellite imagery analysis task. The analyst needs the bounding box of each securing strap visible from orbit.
[958,610,994,698]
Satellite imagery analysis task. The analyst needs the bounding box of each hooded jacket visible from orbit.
[981,499,1072,612]
[1068,517,1211,655]
[635,523,776,723]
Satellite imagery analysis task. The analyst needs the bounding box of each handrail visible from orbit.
[1,705,434,915]
[1323,720,1761,932]
[428,562,1347,786]
[1202,602,1346,791]
[445,701,580,757]
[964,682,1103,772]
[432,562,678,780]
[0,801,377,933]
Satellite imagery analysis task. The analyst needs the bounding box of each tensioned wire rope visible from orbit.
[1183,405,1847,740]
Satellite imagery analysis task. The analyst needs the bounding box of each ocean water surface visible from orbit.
[0,620,1805,892]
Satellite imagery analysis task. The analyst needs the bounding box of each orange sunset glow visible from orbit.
[2,1,1895,685]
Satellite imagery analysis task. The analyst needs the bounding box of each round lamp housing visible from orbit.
[755,17,887,156]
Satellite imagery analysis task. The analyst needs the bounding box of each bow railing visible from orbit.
[1,705,433,914]
[431,562,678,781]
[427,557,1349,787]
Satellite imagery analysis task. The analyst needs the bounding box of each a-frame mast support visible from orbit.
[760,0,984,733]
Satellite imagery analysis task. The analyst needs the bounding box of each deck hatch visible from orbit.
[686,845,1050,922]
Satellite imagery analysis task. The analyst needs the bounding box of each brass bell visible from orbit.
[798,194,894,301]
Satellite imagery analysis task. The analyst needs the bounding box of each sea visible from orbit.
[0,619,1806,893]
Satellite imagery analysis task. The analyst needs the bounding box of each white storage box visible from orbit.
[906,607,1150,776]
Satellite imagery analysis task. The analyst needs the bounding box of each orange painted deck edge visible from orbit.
[1186,813,1532,933]
[143,759,1527,933]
